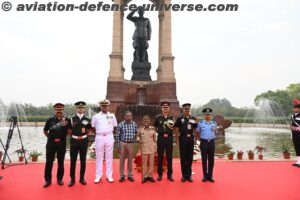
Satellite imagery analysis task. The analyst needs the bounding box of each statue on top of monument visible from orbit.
[127,6,152,63]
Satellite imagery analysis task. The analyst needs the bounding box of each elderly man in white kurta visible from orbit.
[92,99,118,183]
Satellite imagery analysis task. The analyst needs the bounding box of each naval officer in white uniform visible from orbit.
[92,99,118,183]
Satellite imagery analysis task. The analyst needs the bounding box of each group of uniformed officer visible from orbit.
[43,97,300,187]
[42,99,220,188]
[155,101,217,183]
[43,101,92,188]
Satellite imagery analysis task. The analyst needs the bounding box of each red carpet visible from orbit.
[0,159,299,200]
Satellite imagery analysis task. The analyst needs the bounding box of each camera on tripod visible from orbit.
[9,116,17,125]
[1,116,27,169]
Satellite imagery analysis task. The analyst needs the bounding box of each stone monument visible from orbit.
[127,6,152,81]
[106,0,179,124]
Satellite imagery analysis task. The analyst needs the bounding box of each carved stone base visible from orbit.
[131,62,152,81]
[106,80,180,125]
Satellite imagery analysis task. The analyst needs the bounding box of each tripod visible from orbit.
[0,139,11,163]
[1,116,27,169]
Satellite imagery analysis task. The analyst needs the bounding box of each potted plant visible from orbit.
[255,146,264,160]
[14,149,26,162]
[0,151,3,162]
[247,150,255,160]
[227,150,235,160]
[29,150,42,162]
[237,150,244,160]
[282,144,291,159]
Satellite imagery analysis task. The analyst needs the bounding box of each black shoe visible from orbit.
[167,176,174,182]
[68,180,75,187]
[181,177,186,182]
[128,176,135,182]
[157,176,162,181]
[187,177,193,182]
[57,180,64,186]
[208,177,215,183]
[43,181,51,188]
[202,177,208,182]
[119,176,125,182]
[142,177,147,184]
[79,179,87,185]
[148,177,155,182]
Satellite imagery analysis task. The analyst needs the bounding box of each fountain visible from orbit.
[88,107,96,119]
[0,100,29,128]
[224,98,292,158]
[241,98,289,130]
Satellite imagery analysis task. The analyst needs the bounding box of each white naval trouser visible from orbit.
[95,134,114,179]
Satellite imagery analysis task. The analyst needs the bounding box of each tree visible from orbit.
[191,98,249,117]
[287,83,300,99]
[254,90,293,115]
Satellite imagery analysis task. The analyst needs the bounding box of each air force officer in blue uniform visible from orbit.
[197,108,217,183]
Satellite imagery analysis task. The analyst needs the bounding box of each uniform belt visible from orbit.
[180,133,193,137]
[72,135,87,140]
[201,138,214,142]
[159,133,172,136]
[50,138,65,142]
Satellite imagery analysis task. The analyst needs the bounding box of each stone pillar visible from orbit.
[108,0,124,81]
[157,10,164,80]
[157,0,176,83]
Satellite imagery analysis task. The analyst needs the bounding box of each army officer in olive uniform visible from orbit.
[174,103,197,182]
[43,103,69,188]
[154,101,175,182]
[68,101,92,187]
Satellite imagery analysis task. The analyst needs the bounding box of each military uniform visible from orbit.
[68,101,92,186]
[197,108,217,182]
[43,103,69,187]
[92,99,117,183]
[136,126,157,180]
[174,103,197,181]
[154,101,175,181]
[291,100,300,166]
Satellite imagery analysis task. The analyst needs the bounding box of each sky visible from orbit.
[0,0,299,108]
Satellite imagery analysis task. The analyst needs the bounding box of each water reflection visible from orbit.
[0,127,295,161]
[225,127,294,158]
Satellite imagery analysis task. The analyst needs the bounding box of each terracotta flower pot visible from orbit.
[248,153,254,160]
[31,156,38,162]
[227,154,234,160]
[237,154,243,160]
[19,156,24,162]
[258,155,263,160]
[283,152,290,159]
